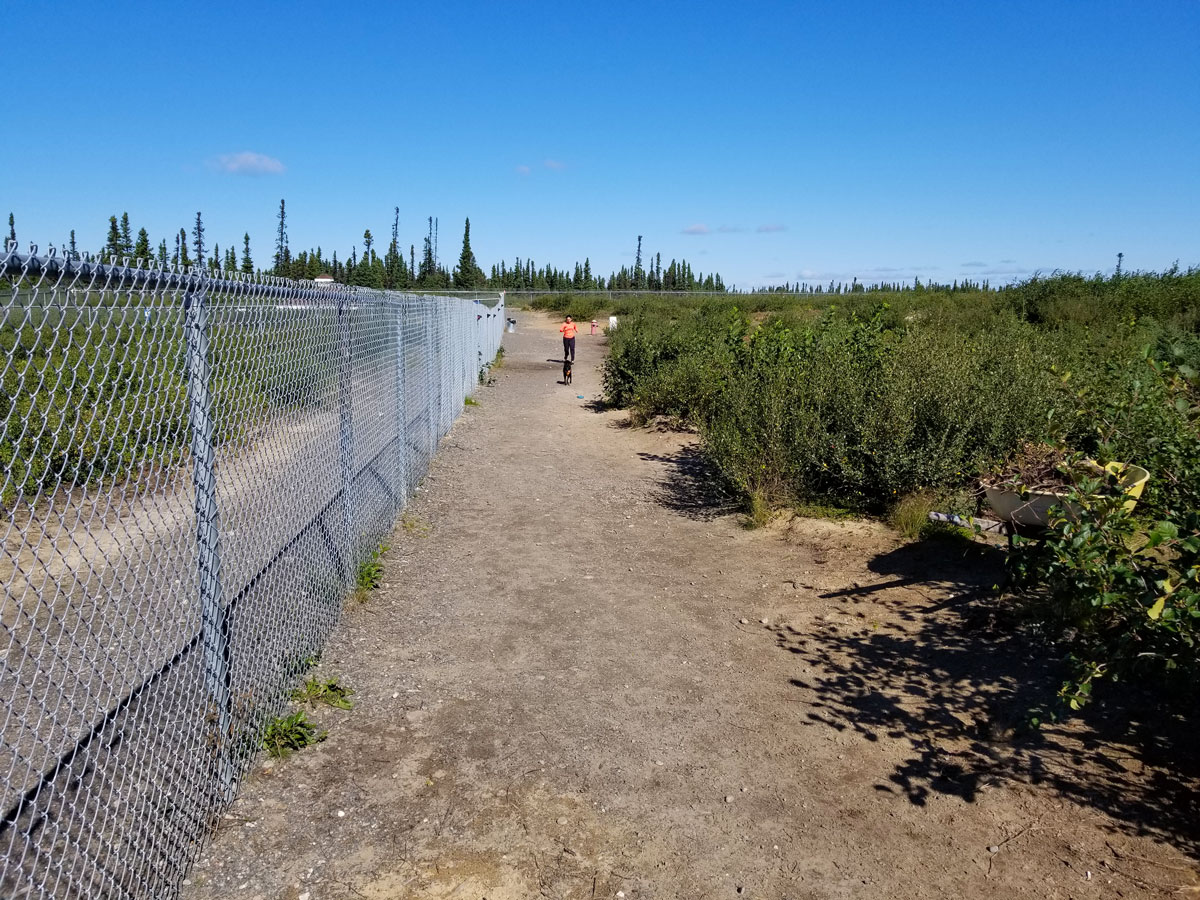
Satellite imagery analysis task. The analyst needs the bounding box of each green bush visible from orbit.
[0,296,342,508]
[528,292,603,323]
[1009,356,1200,706]
[608,303,1070,511]
[601,270,1200,705]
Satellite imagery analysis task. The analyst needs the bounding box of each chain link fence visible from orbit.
[0,244,504,898]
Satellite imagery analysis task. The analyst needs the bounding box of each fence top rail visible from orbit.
[1,243,504,307]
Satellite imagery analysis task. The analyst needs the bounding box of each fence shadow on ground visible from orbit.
[777,537,1200,859]
[637,446,741,521]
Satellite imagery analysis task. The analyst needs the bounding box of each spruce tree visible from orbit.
[418,218,436,286]
[191,212,206,269]
[119,213,134,257]
[452,217,484,290]
[104,216,122,260]
[69,230,78,259]
[6,213,14,246]
[157,240,168,267]
[358,230,384,287]
[241,233,254,273]
[133,228,151,262]
[179,228,192,268]
[385,207,401,289]
[274,199,288,272]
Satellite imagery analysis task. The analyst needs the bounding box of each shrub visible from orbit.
[1009,356,1200,706]
[599,272,1200,704]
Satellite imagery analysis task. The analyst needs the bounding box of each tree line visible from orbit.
[5,205,727,293]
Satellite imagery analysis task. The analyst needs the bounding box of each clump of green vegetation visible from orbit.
[601,267,1200,709]
[262,710,325,759]
[1008,353,1200,708]
[888,493,937,541]
[741,491,772,529]
[292,676,354,709]
[354,543,388,601]
[401,512,430,536]
[0,294,341,509]
[464,396,479,406]
[528,292,604,322]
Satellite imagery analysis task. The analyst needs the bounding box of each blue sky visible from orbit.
[3,0,1197,290]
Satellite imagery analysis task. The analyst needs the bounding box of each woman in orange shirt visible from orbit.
[560,315,578,362]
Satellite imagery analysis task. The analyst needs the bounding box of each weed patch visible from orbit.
[292,676,354,709]
[401,513,431,537]
[262,710,325,759]
[354,544,388,601]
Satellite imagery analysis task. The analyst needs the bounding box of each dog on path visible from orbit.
[562,358,573,385]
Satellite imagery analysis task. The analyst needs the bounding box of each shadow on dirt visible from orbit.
[584,397,617,414]
[637,445,741,522]
[778,538,1200,856]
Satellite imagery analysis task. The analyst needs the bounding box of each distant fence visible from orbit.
[0,245,504,898]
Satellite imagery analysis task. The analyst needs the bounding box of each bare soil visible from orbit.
[180,312,1200,900]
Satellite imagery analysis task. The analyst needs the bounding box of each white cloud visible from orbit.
[682,224,711,235]
[515,165,532,176]
[543,159,566,170]
[212,151,285,176]
[757,223,786,233]
[961,261,988,268]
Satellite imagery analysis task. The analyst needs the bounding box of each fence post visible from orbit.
[183,275,235,801]
[338,295,356,572]
[435,312,445,438]
[424,303,435,462]
[393,296,408,505]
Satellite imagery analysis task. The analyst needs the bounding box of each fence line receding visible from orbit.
[0,245,505,899]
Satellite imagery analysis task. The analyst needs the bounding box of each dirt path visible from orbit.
[181,312,1199,900]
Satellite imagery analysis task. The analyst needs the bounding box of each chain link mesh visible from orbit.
[0,244,504,898]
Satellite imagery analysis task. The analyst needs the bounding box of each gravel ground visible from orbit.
[180,311,1199,900]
